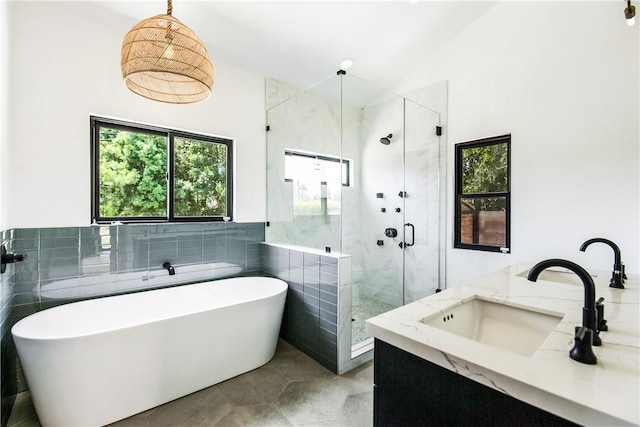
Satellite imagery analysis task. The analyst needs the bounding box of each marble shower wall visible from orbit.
[358,96,405,306]
[265,78,362,255]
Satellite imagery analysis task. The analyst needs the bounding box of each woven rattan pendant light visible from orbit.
[121,0,213,104]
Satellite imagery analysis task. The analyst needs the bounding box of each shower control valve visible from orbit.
[384,228,398,238]
[381,207,386,213]
[395,207,401,213]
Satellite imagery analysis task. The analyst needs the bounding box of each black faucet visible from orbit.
[579,238,624,289]
[1,244,27,274]
[162,262,175,275]
[527,258,598,364]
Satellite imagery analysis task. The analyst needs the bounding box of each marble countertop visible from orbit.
[365,263,639,426]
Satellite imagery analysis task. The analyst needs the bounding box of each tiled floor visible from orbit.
[8,340,373,427]
[352,295,397,346]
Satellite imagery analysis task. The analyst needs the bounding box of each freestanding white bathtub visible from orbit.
[12,276,287,427]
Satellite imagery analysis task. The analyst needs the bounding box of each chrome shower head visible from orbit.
[380,134,392,145]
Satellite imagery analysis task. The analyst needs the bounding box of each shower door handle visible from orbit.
[404,223,415,247]
[399,223,415,249]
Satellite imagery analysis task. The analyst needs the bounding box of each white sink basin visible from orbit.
[421,297,563,357]
[515,267,596,286]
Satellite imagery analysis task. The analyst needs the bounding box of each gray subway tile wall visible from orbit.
[263,244,340,373]
[1,229,17,426]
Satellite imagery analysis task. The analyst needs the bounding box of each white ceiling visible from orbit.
[52,1,498,92]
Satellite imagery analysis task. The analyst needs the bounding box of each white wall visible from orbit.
[0,1,10,231]
[4,2,266,228]
[397,1,640,283]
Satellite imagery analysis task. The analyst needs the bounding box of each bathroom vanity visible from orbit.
[366,264,639,426]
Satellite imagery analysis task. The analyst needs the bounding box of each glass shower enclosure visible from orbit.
[266,72,445,367]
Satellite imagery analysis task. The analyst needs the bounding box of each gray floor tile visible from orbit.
[106,412,150,427]
[217,367,289,406]
[141,387,233,427]
[215,404,293,426]
[352,295,397,346]
[268,351,334,381]
[6,392,40,427]
[274,378,349,425]
[337,391,374,427]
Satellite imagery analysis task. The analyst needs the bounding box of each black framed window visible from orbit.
[91,116,233,223]
[454,135,510,253]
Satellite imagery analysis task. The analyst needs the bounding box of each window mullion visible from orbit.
[460,191,509,199]
[168,132,175,221]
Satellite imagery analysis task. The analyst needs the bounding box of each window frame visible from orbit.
[90,116,233,224]
[454,134,511,253]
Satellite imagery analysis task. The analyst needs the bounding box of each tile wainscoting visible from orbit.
[261,243,373,374]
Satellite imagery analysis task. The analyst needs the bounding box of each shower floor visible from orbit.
[351,295,397,346]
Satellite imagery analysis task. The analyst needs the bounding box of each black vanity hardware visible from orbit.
[596,297,608,332]
[528,258,600,364]
[579,238,625,289]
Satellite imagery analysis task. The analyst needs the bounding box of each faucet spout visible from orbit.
[528,258,599,364]
[579,238,624,289]
[162,262,175,276]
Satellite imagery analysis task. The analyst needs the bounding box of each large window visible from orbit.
[284,150,350,216]
[91,117,233,223]
[454,135,510,253]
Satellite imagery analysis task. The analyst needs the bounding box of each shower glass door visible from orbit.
[265,74,444,360]
[343,75,442,354]
[344,76,405,352]
[402,99,442,303]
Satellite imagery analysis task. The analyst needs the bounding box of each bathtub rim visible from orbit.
[12,276,287,341]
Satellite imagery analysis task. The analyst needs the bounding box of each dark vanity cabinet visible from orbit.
[373,339,578,427]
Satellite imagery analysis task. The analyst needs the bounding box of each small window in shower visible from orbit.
[284,150,350,216]
[454,135,510,253]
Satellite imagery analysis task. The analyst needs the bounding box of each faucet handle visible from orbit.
[570,326,597,365]
[596,297,608,332]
